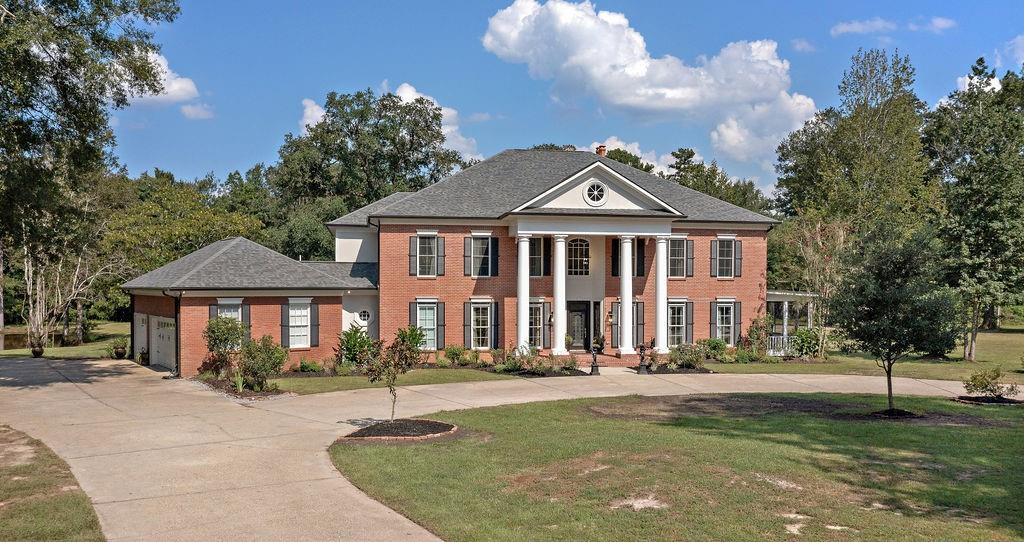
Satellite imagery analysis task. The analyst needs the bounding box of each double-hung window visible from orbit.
[528,303,543,347]
[471,237,491,277]
[417,236,437,277]
[716,239,735,278]
[716,303,734,345]
[217,303,242,322]
[668,303,687,346]
[669,239,686,277]
[289,302,311,348]
[471,303,491,349]
[567,238,590,276]
[529,238,544,277]
[417,303,438,350]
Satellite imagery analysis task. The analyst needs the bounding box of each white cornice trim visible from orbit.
[510,162,681,215]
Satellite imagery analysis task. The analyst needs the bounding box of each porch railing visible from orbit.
[767,335,792,356]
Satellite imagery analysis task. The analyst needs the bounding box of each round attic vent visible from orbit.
[584,180,607,207]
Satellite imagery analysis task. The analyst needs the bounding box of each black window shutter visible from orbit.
[685,302,694,344]
[733,302,742,345]
[542,237,552,276]
[686,239,694,277]
[489,237,499,277]
[611,239,621,277]
[542,302,552,348]
[437,302,446,350]
[635,239,645,276]
[242,304,251,339]
[437,238,446,276]
[463,237,472,276]
[310,303,320,347]
[633,302,645,347]
[734,240,743,278]
[710,240,719,277]
[409,302,416,326]
[209,304,217,320]
[491,301,501,348]
[610,302,620,348]
[409,236,417,275]
[463,301,471,347]
[280,303,290,348]
[709,301,718,340]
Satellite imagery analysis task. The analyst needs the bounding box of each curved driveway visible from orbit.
[0,357,966,541]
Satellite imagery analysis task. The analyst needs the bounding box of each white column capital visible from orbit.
[552,234,569,240]
[516,233,532,240]
[655,235,671,242]
[619,235,635,241]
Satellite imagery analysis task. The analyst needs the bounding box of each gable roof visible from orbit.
[352,149,776,224]
[122,237,377,290]
[326,191,414,227]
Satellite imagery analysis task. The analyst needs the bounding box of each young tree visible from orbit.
[924,59,1024,361]
[366,326,425,422]
[832,227,960,412]
[666,148,770,213]
[605,148,655,172]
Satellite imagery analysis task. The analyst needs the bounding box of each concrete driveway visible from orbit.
[0,357,966,541]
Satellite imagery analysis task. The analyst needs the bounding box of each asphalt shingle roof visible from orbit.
[355,149,776,224]
[122,237,377,290]
[326,191,414,226]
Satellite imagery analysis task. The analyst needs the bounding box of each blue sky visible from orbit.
[113,0,1024,189]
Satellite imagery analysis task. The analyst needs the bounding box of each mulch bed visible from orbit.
[632,365,714,374]
[954,395,1023,405]
[588,394,1008,427]
[195,377,286,399]
[344,419,457,441]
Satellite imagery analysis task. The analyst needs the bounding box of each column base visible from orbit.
[551,348,569,356]
[654,347,669,354]
[618,347,636,355]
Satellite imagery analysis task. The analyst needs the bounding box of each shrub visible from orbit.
[963,368,1020,399]
[298,358,322,373]
[696,338,727,361]
[734,349,757,364]
[562,353,579,372]
[238,335,287,391]
[501,351,524,372]
[335,324,378,369]
[203,316,248,376]
[789,328,820,358]
[668,345,704,369]
[745,316,772,354]
[444,345,467,365]
[435,357,451,369]
[491,347,508,366]
[719,353,737,364]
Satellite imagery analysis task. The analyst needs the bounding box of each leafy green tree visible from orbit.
[923,59,1024,360]
[215,164,279,227]
[666,148,770,213]
[203,316,248,376]
[831,227,960,412]
[605,148,654,172]
[530,143,576,151]
[265,197,347,261]
[269,89,461,210]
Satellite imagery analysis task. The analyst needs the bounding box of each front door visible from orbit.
[567,301,590,350]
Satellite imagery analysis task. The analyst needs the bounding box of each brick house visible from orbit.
[125,147,798,376]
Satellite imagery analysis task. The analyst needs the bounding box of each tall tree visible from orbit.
[924,59,1024,360]
[605,148,654,172]
[666,148,770,213]
[269,89,461,210]
[530,143,576,151]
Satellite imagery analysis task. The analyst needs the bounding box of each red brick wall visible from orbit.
[379,224,767,354]
[133,294,176,319]
[177,295,342,377]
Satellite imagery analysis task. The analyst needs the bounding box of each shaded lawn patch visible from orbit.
[0,425,103,541]
[331,393,1024,542]
[0,321,129,361]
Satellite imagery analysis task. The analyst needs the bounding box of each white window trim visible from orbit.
[356,310,372,324]
[528,302,543,348]
[416,302,438,351]
[469,236,491,278]
[288,301,312,349]
[470,230,492,237]
[716,238,735,279]
[216,297,243,305]
[416,235,438,278]
[716,233,737,239]
[668,302,687,347]
[470,302,491,351]
[716,302,735,345]
[583,179,607,207]
[668,238,687,278]
[567,238,590,276]
[416,229,438,236]
[528,237,544,277]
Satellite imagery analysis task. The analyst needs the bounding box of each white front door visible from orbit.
[132,313,148,360]
[148,317,176,370]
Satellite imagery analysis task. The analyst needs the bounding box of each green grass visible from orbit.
[271,368,516,395]
[331,394,1024,542]
[710,328,1024,384]
[0,425,104,541]
[0,321,129,360]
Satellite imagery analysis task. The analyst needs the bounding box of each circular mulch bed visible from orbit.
[955,396,1023,406]
[344,419,457,441]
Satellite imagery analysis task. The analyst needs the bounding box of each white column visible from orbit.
[619,235,635,355]
[807,300,814,329]
[654,236,669,354]
[552,235,568,355]
[516,234,531,352]
[782,300,790,339]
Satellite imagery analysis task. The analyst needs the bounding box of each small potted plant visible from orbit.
[29,336,44,358]
[564,334,573,351]
[111,337,128,359]
[593,333,605,353]
[138,348,150,366]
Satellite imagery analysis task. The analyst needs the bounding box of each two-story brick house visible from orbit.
[125,147,780,376]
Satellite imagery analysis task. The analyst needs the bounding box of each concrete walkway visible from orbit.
[0,357,967,541]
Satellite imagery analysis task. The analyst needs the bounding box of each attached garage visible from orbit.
[148,316,177,370]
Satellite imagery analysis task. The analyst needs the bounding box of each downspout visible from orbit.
[128,294,135,361]
[162,289,182,378]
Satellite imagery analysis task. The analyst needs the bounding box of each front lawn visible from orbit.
[0,321,130,360]
[271,368,515,395]
[331,393,1023,542]
[710,328,1024,384]
[0,425,104,541]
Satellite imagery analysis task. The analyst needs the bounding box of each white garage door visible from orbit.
[149,316,176,371]
[132,313,149,360]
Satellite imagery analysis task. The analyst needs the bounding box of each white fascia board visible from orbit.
[179,289,350,297]
[216,297,243,305]
[513,215,674,237]
[676,222,771,231]
[511,162,681,215]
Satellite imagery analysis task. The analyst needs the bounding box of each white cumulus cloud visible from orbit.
[956,75,1002,92]
[133,53,199,104]
[299,98,326,133]
[830,17,897,37]
[394,82,481,160]
[908,16,956,34]
[180,103,214,120]
[1007,34,1024,66]
[586,136,682,174]
[482,0,815,167]
[791,38,816,53]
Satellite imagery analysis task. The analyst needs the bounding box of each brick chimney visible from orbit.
[596,144,607,157]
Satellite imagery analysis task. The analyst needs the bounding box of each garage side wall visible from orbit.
[179,295,343,377]
[133,294,176,319]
